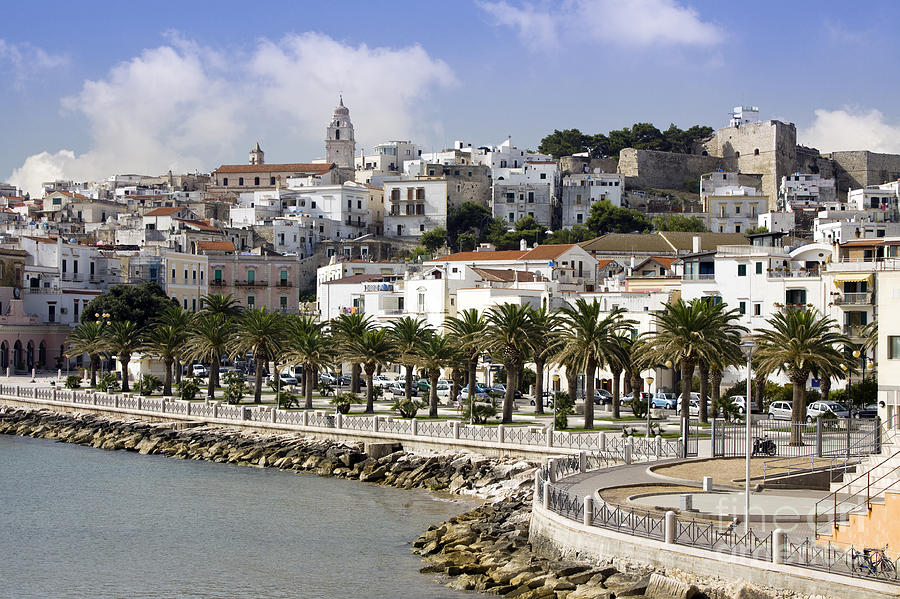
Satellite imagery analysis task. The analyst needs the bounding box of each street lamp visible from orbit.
[645,375,655,438]
[740,340,754,534]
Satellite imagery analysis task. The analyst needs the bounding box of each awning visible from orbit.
[833,273,874,289]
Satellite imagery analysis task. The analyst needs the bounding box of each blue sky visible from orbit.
[2,0,899,195]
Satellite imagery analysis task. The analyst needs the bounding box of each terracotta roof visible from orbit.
[431,250,528,262]
[144,206,185,216]
[24,236,58,244]
[322,273,384,285]
[596,259,615,270]
[52,191,91,200]
[1,196,24,202]
[196,240,235,252]
[635,256,677,269]
[840,239,885,247]
[174,218,221,232]
[471,267,541,283]
[212,163,335,175]
[520,244,577,261]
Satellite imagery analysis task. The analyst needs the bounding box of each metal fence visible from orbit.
[710,417,878,458]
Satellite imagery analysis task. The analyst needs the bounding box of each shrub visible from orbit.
[463,400,498,424]
[277,389,299,408]
[393,397,427,418]
[134,374,161,396]
[553,392,575,429]
[318,382,335,397]
[223,372,247,405]
[629,395,648,419]
[64,375,81,390]
[712,394,742,422]
[330,392,358,414]
[176,377,201,402]
[97,372,119,393]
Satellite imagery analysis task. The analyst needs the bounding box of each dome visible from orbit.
[333,95,349,115]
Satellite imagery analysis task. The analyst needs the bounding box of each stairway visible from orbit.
[828,425,900,499]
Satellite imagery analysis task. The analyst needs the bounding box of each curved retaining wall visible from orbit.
[529,495,898,599]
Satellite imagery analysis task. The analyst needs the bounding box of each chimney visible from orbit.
[692,235,702,253]
[520,238,528,251]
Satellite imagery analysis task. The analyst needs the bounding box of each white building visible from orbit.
[560,172,625,228]
[729,106,759,127]
[779,173,837,211]
[354,140,421,186]
[848,181,899,219]
[758,211,794,234]
[491,161,558,227]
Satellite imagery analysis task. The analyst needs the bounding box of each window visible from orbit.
[62,260,67,273]
[247,269,255,283]
[280,269,288,282]
[739,301,746,315]
[738,264,747,277]
[48,305,55,323]
[192,298,196,312]
[540,173,547,180]
[735,223,742,233]
[576,213,583,224]
[754,303,761,316]
[73,260,78,274]
[417,291,425,312]
[528,192,534,203]
[183,298,188,309]
[254,177,260,186]
[247,295,255,307]
[280,296,287,309]
[270,177,276,185]
[889,336,900,359]
[755,262,763,275]
[214,269,222,281]
[785,289,806,307]
[416,188,425,200]
[419,224,425,232]
[192,270,196,281]
[238,177,244,186]
[184,268,188,281]
[735,205,741,215]
[171,267,175,281]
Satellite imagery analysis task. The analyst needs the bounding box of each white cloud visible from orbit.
[8,34,456,196]
[800,108,900,154]
[479,0,722,47]
[0,39,68,89]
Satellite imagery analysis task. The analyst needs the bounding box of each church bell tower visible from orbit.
[325,96,355,169]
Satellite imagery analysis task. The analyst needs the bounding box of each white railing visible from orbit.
[0,385,682,455]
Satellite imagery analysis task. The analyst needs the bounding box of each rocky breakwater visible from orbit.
[0,406,536,498]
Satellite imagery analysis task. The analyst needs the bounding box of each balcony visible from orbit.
[235,280,267,287]
[364,283,395,292]
[682,273,716,281]
[767,268,820,279]
[210,279,226,287]
[833,292,873,306]
[276,281,293,288]
[844,324,866,337]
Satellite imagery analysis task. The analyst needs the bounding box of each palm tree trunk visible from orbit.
[352,363,361,393]
[253,356,264,403]
[698,361,710,424]
[405,363,414,401]
[364,365,376,413]
[208,360,219,399]
[820,375,832,402]
[611,368,622,419]
[567,366,578,403]
[534,357,545,414]
[450,368,462,407]
[584,358,597,430]
[755,369,767,412]
[163,358,173,396]
[680,361,695,422]
[429,370,439,419]
[790,376,807,446]
[120,355,130,392]
[90,355,98,387]
[468,358,476,419]
[710,368,722,418]
[304,365,314,409]
[502,365,517,423]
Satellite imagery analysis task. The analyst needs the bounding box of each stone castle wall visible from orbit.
[830,151,900,195]
[617,148,722,191]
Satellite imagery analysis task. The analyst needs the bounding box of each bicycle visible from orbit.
[851,545,897,577]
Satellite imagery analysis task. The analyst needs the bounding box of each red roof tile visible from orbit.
[432,250,528,262]
[144,206,185,216]
[197,241,235,252]
[212,163,335,175]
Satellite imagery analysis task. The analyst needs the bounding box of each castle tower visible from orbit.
[249,141,264,165]
[325,96,355,169]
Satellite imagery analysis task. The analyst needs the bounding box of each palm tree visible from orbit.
[283,316,335,409]
[142,324,187,396]
[644,299,744,426]
[605,331,637,419]
[696,301,745,423]
[445,309,487,415]
[183,313,234,399]
[332,313,374,393]
[755,308,851,445]
[414,332,459,418]
[485,303,539,424]
[390,316,434,401]
[66,321,106,387]
[102,321,143,392]
[525,307,561,414]
[343,328,398,413]
[227,308,286,403]
[556,300,630,430]
[200,292,242,319]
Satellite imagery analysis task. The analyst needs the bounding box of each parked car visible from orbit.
[806,401,850,422]
[650,392,677,410]
[768,400,793,420]
[456,384,489,403]
[622,392,652,407]
[491,384,523,399]
[269,372,298,386]
[851,403,878,419]
[729,395,761,415]
[191,364,209,378]
[593,389,613,405]
[436,382,453,401]
[387,381,415,398]
[337,374,365,387]
[371,374,394,388]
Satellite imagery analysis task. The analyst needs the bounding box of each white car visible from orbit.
[730,396,749,414]
[371,374,394,388]
[270,372,298,386]
[191,364,209,378]
[806,401,849,422]
[436,382,453,402]
[768,400,792,420]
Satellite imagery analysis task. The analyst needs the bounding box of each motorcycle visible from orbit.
[751,436,777,456]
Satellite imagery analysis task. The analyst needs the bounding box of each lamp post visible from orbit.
[741,340,754,534]
[645,374,655,438]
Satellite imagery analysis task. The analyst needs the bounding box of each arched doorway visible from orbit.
[13,340,22,371]
[0,341,7,369]
[26,341,35,370]
[38,341,46,368]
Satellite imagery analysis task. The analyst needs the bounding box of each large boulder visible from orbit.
[645,573,700,599]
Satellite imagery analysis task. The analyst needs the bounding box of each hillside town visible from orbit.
[0,101,896,414]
